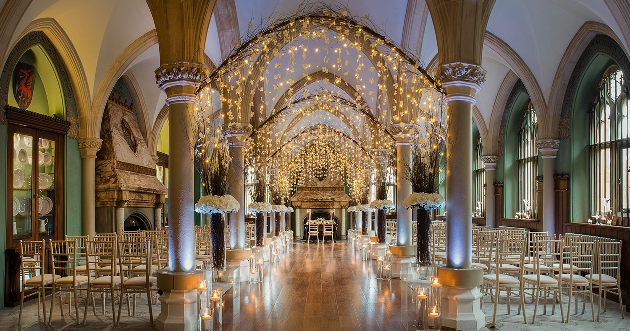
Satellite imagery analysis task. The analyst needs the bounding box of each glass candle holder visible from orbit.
[210,289,222,329]
[416,286,429,330]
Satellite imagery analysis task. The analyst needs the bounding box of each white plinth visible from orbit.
[441,285,485,330]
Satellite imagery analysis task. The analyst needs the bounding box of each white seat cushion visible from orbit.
[55,275,89,285]
[123,276,157,286]
[523,263,551,273]
[522,274,558,285]
[489,263,519,272]
[556,273,589,284]
[585,274,617,285]
[91,276,123,286]
[483,274,520,285]
[471,263,488,271]
[25,274,60,286]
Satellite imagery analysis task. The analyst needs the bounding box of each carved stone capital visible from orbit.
[224,123,252,147]
[390,123,413,145]
[436,62,487,87]
[536,139,560,158]
[370,148,389,164]
[116,200,127,208]
[78,138,103,158]
[155,61,207,90]
[481,155,499,171]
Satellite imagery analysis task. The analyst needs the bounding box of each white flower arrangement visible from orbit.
[271,205,290,212]
[248,201,272,213]
[357,204,372,211]
[287,206,294,212]
[195,194,241,214]
[370,199,395,210]
[402,192,445,210]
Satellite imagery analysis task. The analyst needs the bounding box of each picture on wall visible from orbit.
[12,61,36,109]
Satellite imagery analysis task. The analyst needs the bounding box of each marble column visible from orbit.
[153,61,206,331]
[340,208,347,239]
[356,211,362,234]
[78,138,102,236]
[393,129,413,247]
[537,139,559,236]
[269,211,275,237]
[155,203,163,229]
[225,126,250,249]
[295,208,302,239]
[115,201,126,233]
[435,61,488,330]
[482,156,498,228]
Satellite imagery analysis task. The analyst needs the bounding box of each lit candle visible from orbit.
[417,288,427,300]
[211,291,220,302]
[198,280,207,291]
[431,278,441,288]
[257,258,263,265]
[201,308,211,320]
[429,306,439,318]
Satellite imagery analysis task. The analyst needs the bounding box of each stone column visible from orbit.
[482,156,498,228]
[340,208,347,239]
[78,138,102,236]
[537,139,559,236]
[295,208,302,239]
[153,62,207,331]
[115,201,126,233]
[356,211,362,234]
[155,203,163,230]
[392,125,413,247]
[225,125,250,249]
[269,211,275,237]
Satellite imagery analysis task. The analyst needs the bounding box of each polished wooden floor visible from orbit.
[2,240,628,330]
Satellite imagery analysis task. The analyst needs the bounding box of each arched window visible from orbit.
[518,102,537,217]
[590,66,629,219]
[472,134,485,216]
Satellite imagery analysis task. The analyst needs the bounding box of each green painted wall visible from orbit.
[0,123,7,308]
[157,119,169,154]
[65,138,82,236]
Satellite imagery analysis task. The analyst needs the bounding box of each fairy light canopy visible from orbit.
[196,5,444,204]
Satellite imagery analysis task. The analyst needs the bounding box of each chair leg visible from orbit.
[49,285,56,325]
[147,288,154,326]
[112,287,118,326]
[83,289,91,324]
[42,287,47,325]
[492,286,499,324]
[74,287,80,324]
[532,285,540,324]
[18,286,24,328]
[559,286,565,323]
[620,287,625,319]
[566,287,573,323]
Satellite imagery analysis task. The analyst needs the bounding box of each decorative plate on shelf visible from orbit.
[12,197,19,217]
[38,151,45,165]
[23,136,32,147]
[13,169,24,188]
[40,138,49,148]
[18,149,28,163]
[39,173,53,189]
[43,152,52,166]
[18,198,29,216]
[39,196,53,215]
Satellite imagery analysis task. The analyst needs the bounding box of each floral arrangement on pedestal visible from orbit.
[370,199,395,210]
[402,193,444,211]
[248,202,272,213]
[195,194,240,214]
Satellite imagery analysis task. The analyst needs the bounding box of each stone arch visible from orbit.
[148,104,169,156]
[0,0,31,67]
[120,72,150,140]
[0,28,82,138]
[472,105,489,151]
[278,102,363,143]
[486,70,519,155]
[484,31,548,138]
[498,79,529,155]
[548,22,626,140]
[558,33,630,140]
[5,18,91,139]
[90,29,158,140]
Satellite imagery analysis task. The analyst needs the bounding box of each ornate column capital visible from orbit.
[370,148,389,164]
[391,123,413,145]
[224,122,252,147]
[155,61,207,104]
[481,155,498,171]
[536,139,560,158]
[435,62,486,104]
[78,138,102,158]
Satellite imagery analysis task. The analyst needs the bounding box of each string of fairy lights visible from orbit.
[195,5,445,204]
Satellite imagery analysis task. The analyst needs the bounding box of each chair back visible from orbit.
[66,235,89,266]
[86,240,118,276]
[93,233,117,242]
[561,240,594,275]
[595,241,621,281]
[20,240,46,286]
[309,223,319,233]
[119,240,151,280]
[49,240,78,278]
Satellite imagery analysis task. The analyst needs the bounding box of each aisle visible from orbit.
[222,241,402,330]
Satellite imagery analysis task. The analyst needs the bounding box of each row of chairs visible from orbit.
[477,229,623,324]
[19,230,167,328]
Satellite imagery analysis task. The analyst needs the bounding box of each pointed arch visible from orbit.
[548,21,625,140]
[486,70,519,155]
[10,18,91,138]
[472,105,489,151]
[120,72,150,140]
[89,29,158,139]
[0,0,31,67]
[148,104,168,156]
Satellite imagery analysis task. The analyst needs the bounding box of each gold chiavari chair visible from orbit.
[307,222,319,244]
[83,240,122,325]
[322,221,335,243]
[19,240,59,327]
[49,240,88,325]
[117,240,155,326]
[522,237,561,323]
[556,240,595,323]
[586,240,624,321]
[66,235,90,277]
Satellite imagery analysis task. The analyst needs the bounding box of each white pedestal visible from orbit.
[391,256,416,279]
[437,267,485,331]
[155,271,203,331]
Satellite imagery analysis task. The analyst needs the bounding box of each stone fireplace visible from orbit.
[95,100,167,233]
